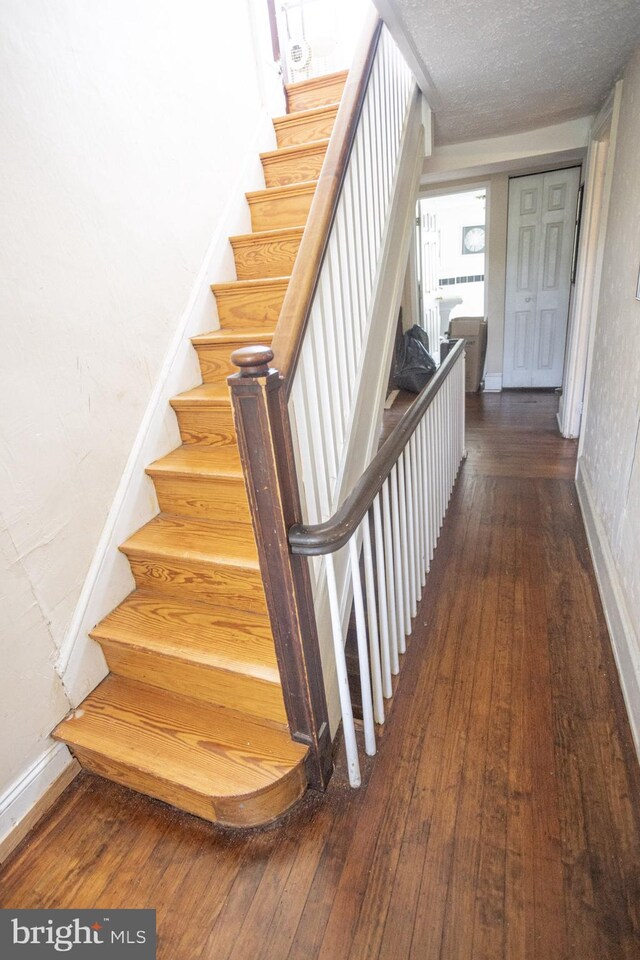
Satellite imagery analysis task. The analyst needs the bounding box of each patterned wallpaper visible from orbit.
[582,46,640,627]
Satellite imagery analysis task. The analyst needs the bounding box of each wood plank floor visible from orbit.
[2,390,640,959]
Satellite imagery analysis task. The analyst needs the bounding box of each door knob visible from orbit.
[525,296,533,302]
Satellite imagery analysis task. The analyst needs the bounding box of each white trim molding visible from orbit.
[560,82,624,440]
[483,374,503,392]
[0,744,79,863]
[576,459,640,760]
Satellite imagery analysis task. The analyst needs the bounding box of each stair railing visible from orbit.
[229,9,427,789]
[288,340,465,786]
[233,339,466,787]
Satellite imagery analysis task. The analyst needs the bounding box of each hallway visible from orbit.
[1,391,639,959]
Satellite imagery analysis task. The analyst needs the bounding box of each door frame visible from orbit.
[502,166,582,390]
[559,82,624,439]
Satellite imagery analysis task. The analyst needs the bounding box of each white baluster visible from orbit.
[404,441,418,618]
[334,204,357,387]
[428,403,437,559]
[360,97,378,268]
[342,168,364,351]
[390,462,406,653]
[349,535,376,756]
[373,494,393,698]
[382,477,400,673]
[325,552,360,787]
[438,391,444,527]
[319,265,346,447]
[397,453,412,636]
[420,416,431,574]
[311,303,339,494]
[347,142,368,338]
[411,430,425,590]
[301,337,332,520]
[362,513,385,723]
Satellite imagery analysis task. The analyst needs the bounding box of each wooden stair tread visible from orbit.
[191,329,274,347]
[146,444,242,479]
[245,179,317,231]
[272,102,340,148]
[259,140,329,163]
[260,137,329,167]
[245,179,317,203]
[170,382,231,408]
[260,142,328,189]
[229,228,303,282]
[120,514,259,568]
[229,225,305,246]
[272,101,341,127]
[209,277,290,328]
[285,70,348,112]
[285,69,348,91]
[54,676,307,799]
[210,276,290,295]
[91,593,279,682]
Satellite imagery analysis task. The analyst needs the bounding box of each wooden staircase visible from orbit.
[54,71,348,828]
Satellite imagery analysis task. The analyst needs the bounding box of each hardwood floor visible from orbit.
[2,391,640,959]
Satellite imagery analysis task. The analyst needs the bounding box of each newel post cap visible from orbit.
[231,345,275,377]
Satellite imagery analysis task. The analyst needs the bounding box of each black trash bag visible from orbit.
[393,324,437,393]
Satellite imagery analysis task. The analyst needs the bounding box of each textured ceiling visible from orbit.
[392,0,640,144]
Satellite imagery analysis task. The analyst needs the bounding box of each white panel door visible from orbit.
[419,207,440,354]
[503,168,580,388]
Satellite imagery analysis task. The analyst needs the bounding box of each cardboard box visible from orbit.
[448,317,488,392]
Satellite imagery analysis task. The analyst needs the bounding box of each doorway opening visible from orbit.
[503,167,581,389]
[416,189,487,357]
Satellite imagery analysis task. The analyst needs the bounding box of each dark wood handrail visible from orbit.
[287,339,465,556]
[270,10,383,394]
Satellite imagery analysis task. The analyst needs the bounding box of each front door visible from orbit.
[503,168,580,388]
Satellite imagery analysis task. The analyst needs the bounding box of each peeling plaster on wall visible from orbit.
[0,522,71,788]
[581,45,640,635]
[392,0,640,144]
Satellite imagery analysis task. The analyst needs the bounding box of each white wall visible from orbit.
[578,45,640,754]
[0,0,277,838]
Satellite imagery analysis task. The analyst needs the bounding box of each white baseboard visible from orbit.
[57,109,277,706]
[0,743,79,863]
[576,460,640,759]
[483,373,502,392]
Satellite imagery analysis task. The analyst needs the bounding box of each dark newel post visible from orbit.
[228,346,332,791]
